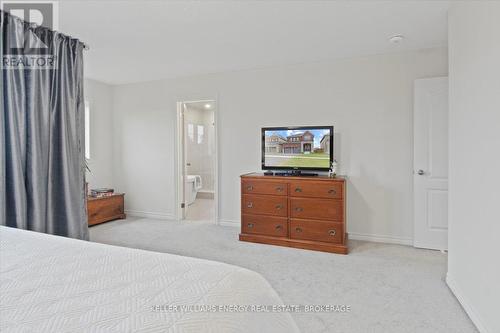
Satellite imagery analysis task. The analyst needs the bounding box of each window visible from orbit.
[85,101,90,159]
[197,125,204,144]
[187,124,194,142]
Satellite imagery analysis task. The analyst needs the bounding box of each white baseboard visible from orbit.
[218,219,239,227]
[214,220,413,244]
[446,274,489,333]
[215,221,412,246]
[347,232,412,246]
[125,209,177,221]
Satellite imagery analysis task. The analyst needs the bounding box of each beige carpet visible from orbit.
[90,217,476,333]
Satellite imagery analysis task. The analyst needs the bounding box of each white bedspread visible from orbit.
[0,226,299,333]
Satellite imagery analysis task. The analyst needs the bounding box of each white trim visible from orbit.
[208,220,414,243]
[175,102,184,220]
[213,101,220,225]
[218,219,239,227]
[126,209,177,221]
[413,240,447,251]
[212,222,414,244]
[446,274,488,333]
[348,232,413,246]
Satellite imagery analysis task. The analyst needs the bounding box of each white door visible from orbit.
[414,77,449,250]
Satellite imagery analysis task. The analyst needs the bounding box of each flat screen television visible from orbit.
[262,126,333,172]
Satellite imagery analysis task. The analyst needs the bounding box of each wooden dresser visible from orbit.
[239,173,347,254]
[87,194,126,226]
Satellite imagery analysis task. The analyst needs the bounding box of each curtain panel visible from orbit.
[0,10,88,239]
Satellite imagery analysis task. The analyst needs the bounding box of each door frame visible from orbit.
[175,98,219,224]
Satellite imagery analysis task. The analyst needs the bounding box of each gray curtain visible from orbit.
[1,10,88,240]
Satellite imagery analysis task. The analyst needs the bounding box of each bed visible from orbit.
[0,226,299,333]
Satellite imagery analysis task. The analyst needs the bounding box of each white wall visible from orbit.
[84,79,114,190]
[447,3,500,333]
[112,48,448,240]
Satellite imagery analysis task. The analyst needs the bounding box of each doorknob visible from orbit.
[417,170,425,175]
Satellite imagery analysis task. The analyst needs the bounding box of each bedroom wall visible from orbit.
[112,47,448,243]
[84,79,115,190]
[447,2,500,333]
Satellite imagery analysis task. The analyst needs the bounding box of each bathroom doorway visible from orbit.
[176,100,217,223]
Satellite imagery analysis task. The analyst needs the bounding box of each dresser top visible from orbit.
[241,172,346,182]
[87,193,125,201]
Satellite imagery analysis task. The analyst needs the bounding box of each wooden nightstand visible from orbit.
[87,194,126,226]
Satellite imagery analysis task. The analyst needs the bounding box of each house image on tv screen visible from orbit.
[282,131,315,154]
[264,134,287,153]
[265,130,329,154]
[264,129,331,168]
[320,133,330,154]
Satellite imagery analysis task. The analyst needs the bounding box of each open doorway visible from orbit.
[176,100,217,223]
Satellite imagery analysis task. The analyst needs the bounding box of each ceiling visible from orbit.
[58,0,451,85]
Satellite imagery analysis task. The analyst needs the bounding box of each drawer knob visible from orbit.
[295,227,302,233]
[328,189,337,195]
[247,223,254,228]
[275,225,282,230]
[275,204,283,210]
[246,185,253,191]
[294,187,302,192]
[294,207,303,212]
[276,186,284,192]
[329,229,336,236]
[247,202,253,208]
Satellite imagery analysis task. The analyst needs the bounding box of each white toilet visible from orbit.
[185,175,202,205]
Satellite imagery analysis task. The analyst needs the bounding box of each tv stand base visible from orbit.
[273,170,318,177]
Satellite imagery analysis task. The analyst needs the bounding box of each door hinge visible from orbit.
[181,203,185,208]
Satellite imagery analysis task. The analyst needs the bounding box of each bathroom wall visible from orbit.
[184,105,215,193]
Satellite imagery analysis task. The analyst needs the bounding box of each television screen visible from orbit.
[262,126,333,170]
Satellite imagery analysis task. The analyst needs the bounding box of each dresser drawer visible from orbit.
[289,181,343,199]
[242,180,287,196]
[242,194,287,217]
[290,219,343,244]
[290,197,343,221]
[241,214,288,237]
